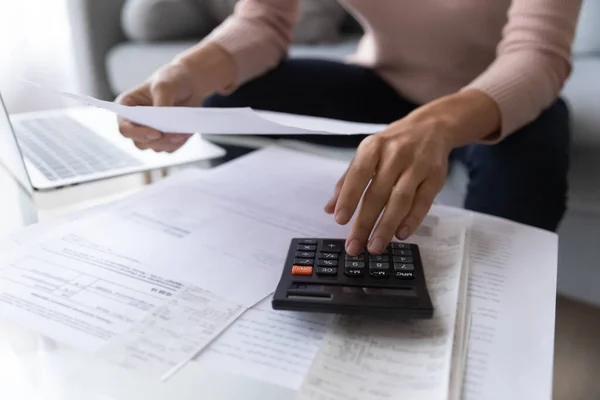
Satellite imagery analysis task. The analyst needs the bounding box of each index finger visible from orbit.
[334,136,381,225]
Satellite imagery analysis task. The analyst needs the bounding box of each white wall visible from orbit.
[0,0,77,113]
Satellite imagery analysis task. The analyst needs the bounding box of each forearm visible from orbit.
[172,42,238,94]
[407,89,502,149]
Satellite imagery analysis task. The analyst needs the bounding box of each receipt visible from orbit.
[296,217,469,400]
[0,235,244,381]
[99,286,243,380]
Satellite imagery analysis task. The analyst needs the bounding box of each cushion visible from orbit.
[121,0,348,44]
[572,0,600,56]
[121,0,215,41]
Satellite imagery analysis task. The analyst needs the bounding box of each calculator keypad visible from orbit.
[291,239,417,281]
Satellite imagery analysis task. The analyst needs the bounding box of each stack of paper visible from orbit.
[0,145,559,399]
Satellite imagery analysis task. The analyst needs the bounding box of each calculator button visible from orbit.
[321,240,343,252]
[294,258,313,266]
[318,259,338,267]
[369,262,390,270]
[344,261,365,269]
[370,269,389,278]
[393,256,413,263]
[319,252,338,260]
[296,251,315,258]
[345,268,364,277]
[345,254,365,261]
[392,249,412,256]
[297,244,316,251]
[299,239,318,244]
[292,266,313,275]
[316,267,337,276]
[393,263,415,272]
[369,254,389,262]
[395,271,415,279]
[391,242,410,249]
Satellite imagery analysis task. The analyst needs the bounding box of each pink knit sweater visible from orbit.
[205,0,582,138]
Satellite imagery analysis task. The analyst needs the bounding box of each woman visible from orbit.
[117,0,582,256]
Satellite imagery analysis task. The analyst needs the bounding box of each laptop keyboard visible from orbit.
[13,116,142,181]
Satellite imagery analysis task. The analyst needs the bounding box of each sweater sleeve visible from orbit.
[203,0,299,88]
[463,0,582,141]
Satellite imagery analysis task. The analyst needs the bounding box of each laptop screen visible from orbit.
[0,93,34,194]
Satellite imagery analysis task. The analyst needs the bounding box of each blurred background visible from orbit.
[0,0,76,112]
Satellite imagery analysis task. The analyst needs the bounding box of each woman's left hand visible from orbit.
[324,113,454,256]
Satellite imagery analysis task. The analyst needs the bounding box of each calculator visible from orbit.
[271,238,434,318]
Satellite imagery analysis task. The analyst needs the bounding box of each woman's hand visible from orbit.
[116,62,198,152]
[325,115,451,255]
[116,43,236,152]
[325,90,502,255]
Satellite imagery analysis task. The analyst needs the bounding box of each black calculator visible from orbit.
[271,238,434,318]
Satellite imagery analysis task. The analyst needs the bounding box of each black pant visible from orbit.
[204,59,570,232]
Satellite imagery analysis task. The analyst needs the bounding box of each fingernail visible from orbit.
[169,135,187,144]
[368,237,385,254]
[335,209,349,224]
[346,239,362,256]
[146,132,161,140]
[399,226,410,240]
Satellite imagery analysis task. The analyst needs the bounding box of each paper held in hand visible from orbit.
[23,80,388,136]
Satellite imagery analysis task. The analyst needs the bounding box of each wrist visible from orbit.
[172,42,237,95]
[408,89,502,148]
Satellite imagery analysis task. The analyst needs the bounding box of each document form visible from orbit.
[52,147,353,306]
[461,212,558,400]
[295,216,469,400]
[196,297,333,390]
[0,234,244,380]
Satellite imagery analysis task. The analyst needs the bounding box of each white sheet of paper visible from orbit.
[462,213,558,400]
[196,297,333,390]
[54,147,354,306]
[295,216,468,400]
[27,82,387,135]
[0,234,244,380]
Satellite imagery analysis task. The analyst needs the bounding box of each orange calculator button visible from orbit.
[291,265,313,275]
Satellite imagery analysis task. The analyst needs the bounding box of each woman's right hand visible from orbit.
[116,43,236,152]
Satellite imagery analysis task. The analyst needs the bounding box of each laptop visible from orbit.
[0,92,226,192]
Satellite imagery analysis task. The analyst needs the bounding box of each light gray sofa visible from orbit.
[67,0,600,306]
